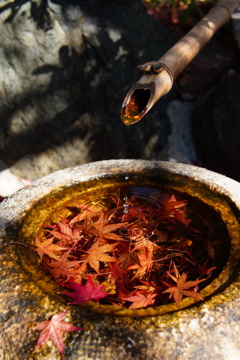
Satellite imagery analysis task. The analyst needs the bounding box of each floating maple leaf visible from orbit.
[59,275,109,304]
[173,207,191,227]
[32,308,82,355]
[108,261,128,285]
[80,241,116,273]
[48,221,82,246]
[121,204,147,222]
[118,251,141,270]
[165,194,188,210]
[163,263,205,306]
[90,213,127,244]
[34,236,68,260]
[123,291,157,309]
[46,251,81,282]
[128,252,153,279]
[69,204,103,225]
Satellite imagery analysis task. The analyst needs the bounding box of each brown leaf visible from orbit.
[34,236,68,260]
[108,262,128,285]
[123,291,157,309]
[49,222,82,246]
[118,251,141,270]
[83,241,116,273]
[69,204,103,225]
[47,251,81,282]
[90,213,128,244]
[163,263,205,306]
[128,252,153,279]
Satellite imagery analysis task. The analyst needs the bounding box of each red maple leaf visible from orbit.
[59,275,109,304]
[34,236,68,260]
[121,204,147,222]
[108,261,128,285]
[32,308,82,355]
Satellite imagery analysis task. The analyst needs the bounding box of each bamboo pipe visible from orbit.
[121,0,239,125]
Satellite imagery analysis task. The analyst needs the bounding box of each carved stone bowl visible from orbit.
[1,160,240,359]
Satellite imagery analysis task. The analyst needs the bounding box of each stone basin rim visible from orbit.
[1,159,240,225]
[1,159,240,317]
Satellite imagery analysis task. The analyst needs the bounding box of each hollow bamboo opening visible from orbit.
[121,0,239,125]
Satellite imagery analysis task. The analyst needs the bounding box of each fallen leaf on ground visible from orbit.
[32,308,82,355]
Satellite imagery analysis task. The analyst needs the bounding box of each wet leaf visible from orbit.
[32,308,82,355]
[59,275,109,304]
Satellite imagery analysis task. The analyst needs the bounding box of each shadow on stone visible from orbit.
[0,0,175,180]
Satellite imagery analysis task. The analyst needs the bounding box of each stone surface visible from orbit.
[166,100,196,164]
[1,160,240,359]
[0,0,175,181]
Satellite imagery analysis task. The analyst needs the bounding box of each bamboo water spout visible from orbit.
[121,0,239,125]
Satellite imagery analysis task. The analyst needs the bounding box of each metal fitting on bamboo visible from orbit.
[121,0,239,125]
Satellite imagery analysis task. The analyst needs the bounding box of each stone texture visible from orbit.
[165,100,196,164]
[1,160,240,359]
[0,0,175,181]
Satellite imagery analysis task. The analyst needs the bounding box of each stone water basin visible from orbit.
[0,159,240,359]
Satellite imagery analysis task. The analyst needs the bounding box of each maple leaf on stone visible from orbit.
[59,275,109,304]
[89,213,127,244]
[162,263,205,306]
[34,236,69,260]
[80,241,116,273]
[32,308,83,355]
[123,291,157,309]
